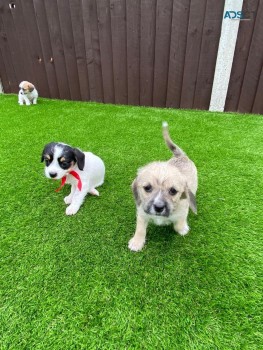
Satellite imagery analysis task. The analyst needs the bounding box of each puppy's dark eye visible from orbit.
[169,187,177,196]
[143,184,152,193]
[45,159,51,166]
[60,161,70,169]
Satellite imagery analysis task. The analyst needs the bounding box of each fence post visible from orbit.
[209,0,243,112]
[0,78,4,93]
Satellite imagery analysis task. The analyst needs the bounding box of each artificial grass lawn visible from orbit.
[0,94,262,349]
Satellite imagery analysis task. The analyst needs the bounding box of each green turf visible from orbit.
[0,94,262,349]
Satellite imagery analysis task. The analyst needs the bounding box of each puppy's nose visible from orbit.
[49,172,57,178]
[154,203,165,213]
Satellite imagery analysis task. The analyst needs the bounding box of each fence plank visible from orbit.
[126,0,140,105]
[89,0,104,102]
[140,0,156,106]
[252,65,263,114]
[68,0,89,101]
[110,0,127,104]
[193,0,224,110]
[81,0,96,101]
[180,0,207,109]
[153,0,173,107]
[0,2,25,86]
[44,0,70,100]
[9,1,34,84]
[19,0,50,97]
[0,6,17,92]
[225,0,259,112]
[0,49,10,93]
[57,0,81,101]
[97,0,114,104]
[238,1,263,113]
[33,0,59,99]
[166,0,190,108]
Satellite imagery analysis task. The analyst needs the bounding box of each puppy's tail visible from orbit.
[162,121,185,157]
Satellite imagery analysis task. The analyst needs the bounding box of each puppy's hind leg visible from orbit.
[89,188,99,196]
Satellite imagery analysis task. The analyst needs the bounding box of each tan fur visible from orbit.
[128,122,198,252]
[21,81,35,93]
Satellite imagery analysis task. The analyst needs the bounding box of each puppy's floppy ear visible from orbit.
[28,83,34,92]
[41,146,47,162]
[181,186,197,214]
[132,178,141,206]
[73,148,85,170]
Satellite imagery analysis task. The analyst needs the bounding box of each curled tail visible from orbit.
[162,121,185,157]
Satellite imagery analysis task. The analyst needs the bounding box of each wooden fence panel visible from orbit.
[225,0,259,112]
[19,0,50,97]
[97,0,115,104]
[44,0,71,100]
[89,0,104,102]
[140,0,156,106]
[180,0,207,109]
[238,1,263,113]
[0,49,10,93]
[1,2,25,87]
[252,66,263,114]
[57,0,81,101]
[110,0,127,105]
[126,0,140,106]
[193,0,224,110]
[0,7,16,92]
[152,0,173,107]
[166,0,190,108]
[33,0,59,99]
[0,0,261,114]
[9,1,34,85]
[69,0,90,101]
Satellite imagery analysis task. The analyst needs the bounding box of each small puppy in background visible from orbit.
[18,81,38,105]
[41,142,105,215]
[129,122,198,252]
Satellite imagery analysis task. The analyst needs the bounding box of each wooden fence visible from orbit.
[0,0,262,114]
[225,0,263,114]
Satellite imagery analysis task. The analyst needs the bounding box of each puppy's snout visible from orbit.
[49,172,57,178]
[154,203,165,213]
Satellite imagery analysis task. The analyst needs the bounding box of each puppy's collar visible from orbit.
[55,170,82,192]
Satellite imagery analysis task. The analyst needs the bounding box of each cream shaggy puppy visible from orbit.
[129,122,198,252]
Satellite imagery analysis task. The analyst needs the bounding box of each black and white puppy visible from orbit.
[41,142,105,215]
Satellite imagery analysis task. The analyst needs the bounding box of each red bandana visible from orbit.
[55,170,82,192]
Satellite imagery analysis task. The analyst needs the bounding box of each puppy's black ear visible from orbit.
[41,147,46,162]
[181,187,197,214]
[74,148,85,170]
[132,178,141,206]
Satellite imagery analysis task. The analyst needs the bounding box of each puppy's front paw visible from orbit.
[64,195,72,205]
[66,205,79,216]
[128,237,145,252]
[176,223,189,236]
